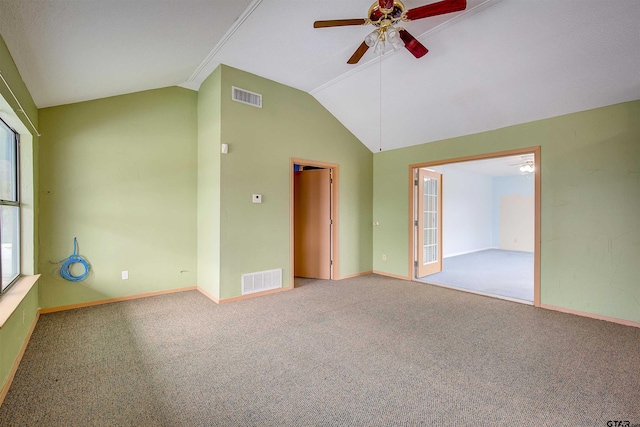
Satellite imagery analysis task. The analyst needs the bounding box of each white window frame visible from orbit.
[0,117,20,296]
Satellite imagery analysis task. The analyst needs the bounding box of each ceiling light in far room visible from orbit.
[519,162,535,173]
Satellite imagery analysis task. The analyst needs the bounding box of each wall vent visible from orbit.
[232,86,262,108]
[241,268,282,295]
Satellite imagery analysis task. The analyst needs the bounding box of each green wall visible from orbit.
[200,65,373,300]
[38,87,198,308]
[0,36,38,274]
[373,100,640,323]
[0,35,39,399]
[197,67,222,297]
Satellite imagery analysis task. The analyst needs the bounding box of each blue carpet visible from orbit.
[418,249,534,301]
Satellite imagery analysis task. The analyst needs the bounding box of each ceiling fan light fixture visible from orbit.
[374,39,385,54]
[386,26,404,49]
[365,29,381,47]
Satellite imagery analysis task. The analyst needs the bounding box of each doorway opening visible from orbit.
[409,147,540,306]
[290,158,339,288]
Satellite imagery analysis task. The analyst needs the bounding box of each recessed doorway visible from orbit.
[290,158,339,287]
[409,147,540,306]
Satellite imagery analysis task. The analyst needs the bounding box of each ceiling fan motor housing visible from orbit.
[368,0,406,28]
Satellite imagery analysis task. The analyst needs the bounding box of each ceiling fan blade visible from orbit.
[347,41,370,64]
[405,0,466,21]
[379,0,394,10]
[399,30,429,58]
[314,18,367,28]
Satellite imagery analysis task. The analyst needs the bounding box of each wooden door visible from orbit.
[294,169,331,279]
[417,169,443,278]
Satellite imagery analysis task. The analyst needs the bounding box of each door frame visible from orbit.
[408,146,541,307]
[290,158,339,287]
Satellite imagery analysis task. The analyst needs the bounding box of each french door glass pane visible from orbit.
[1,205,20,290]
[422,177,438,264]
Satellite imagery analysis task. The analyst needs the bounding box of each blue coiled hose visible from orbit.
[58,237,90,282]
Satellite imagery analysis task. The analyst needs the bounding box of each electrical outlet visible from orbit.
[122,270,129,280]
[382,254,387,261]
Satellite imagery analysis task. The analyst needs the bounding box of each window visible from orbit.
[0,117,20,295]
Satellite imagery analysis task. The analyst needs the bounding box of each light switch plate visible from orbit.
[252,194,262,203]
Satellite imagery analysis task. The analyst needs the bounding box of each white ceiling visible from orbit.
[1,0,639,153]
[0,0,254,108]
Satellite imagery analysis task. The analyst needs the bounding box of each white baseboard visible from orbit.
[443,247,497,259]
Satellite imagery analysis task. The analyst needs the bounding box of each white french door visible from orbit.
[416,169,442,278]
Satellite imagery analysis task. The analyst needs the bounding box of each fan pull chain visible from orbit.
[379,50,383,152]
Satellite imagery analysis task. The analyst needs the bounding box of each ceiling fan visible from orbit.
[314,0,467,64]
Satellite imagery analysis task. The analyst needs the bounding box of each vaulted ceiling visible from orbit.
[1,0,639,152]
